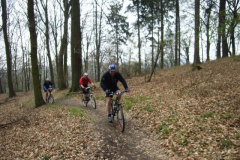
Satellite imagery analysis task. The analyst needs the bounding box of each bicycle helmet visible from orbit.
[108,64,116,71]
[84,73,88,78]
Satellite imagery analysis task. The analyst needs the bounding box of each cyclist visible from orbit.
[43,78,54,101]
[79,73,95,101]
[100,64,130,122]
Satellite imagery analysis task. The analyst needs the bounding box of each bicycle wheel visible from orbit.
[48,94,54,104]
[90,95,96,109]
[117,105,125,132]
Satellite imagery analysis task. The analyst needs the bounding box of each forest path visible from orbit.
[55,96,165,160]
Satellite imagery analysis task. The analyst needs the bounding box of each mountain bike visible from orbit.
[46,87,54,103]
[81,86,96,109]
[109,91,128,132]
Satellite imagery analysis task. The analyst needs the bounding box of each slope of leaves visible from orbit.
[0,90,98,159]
[1,57,240,159]
[116,57,240,159]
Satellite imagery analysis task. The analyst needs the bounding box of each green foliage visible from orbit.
[201,112,214,118]
[100,96,106,101]
[162,128,170,135]
[42,153,51,159]
[181,138,189,145]
[69,107,84,117]
[221,113,234,119]
[236,133,240,140]
[144,104,154,112]
[158,125,163,131]
[95,96,99,100]
[124,102,132,111]
[125,96,138,103]
[232,55,240,61]
[219,138,232,150]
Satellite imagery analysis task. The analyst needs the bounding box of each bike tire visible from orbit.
[48,94,54,104]
[111,105,115,122]
[90,95,96,109]
[117,105,125,132]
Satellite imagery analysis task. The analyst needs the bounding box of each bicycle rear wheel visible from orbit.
[48,94,54,104]
[90,95,96,109]
[117,105,125,132]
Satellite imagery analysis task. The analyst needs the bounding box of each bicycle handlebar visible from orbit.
[108,90,128,96]
[85,86,96,90]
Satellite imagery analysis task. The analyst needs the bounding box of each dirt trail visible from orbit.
[56,96,166,160]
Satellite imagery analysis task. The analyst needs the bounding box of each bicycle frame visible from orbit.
[46,88,54,103]
[81,86,96,109]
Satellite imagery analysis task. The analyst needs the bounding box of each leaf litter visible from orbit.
[0,57,240,159]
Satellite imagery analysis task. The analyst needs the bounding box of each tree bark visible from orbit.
[70,0,82,92]
[194,0,200,65]
[137,0,141,75]
[58,0,69,90]
[221,0,228,57]
[175,0,179,66]
[27,0,45,107]
[1,0,16,97]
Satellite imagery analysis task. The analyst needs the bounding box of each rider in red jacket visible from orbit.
[79,73,95,100]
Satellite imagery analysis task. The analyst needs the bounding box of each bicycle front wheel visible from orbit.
[48,94,54,104]
[117,105,125,132]
[90,95,96,109]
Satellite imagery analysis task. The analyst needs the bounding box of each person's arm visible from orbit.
[88,78,95,87]
[43,82,46,90]
[117,72,128,89]
[100,73,107,91]
[80,77,86,89]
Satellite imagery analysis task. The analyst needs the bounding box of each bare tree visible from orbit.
[70,0,82,92]
[1,0,16,97]
[36,0,55,86]
[227,0,240,56]
[58,0,70,90]
[194,0,200,65]
[27,0,45,107]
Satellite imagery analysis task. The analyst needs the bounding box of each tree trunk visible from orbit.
[137,0,141,75]
[160,0,164,69]
[175,0,179,66]
[95,0,103,82]
[58,0,69,90]
[1,0,16,97]
[70,0,82,92]
[206,14,210,61]
[44,0,55,86]
[221,0,228,57]
[194,0,200,65]
[27,0,45,107]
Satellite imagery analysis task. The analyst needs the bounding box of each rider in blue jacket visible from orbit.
[43,78,53,101]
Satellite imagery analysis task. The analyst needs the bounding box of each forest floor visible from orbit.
[0,57,240,160]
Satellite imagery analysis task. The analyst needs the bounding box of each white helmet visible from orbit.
[84,73,88,78]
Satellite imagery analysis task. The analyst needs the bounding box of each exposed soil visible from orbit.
[56,96,166,160]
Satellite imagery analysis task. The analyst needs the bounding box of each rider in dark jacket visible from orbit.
[43,78,53,101]
[100,64,130,122]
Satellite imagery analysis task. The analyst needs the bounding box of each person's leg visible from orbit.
[106,95,112,122]
[106,97,111,114]
[81,88,87,100]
